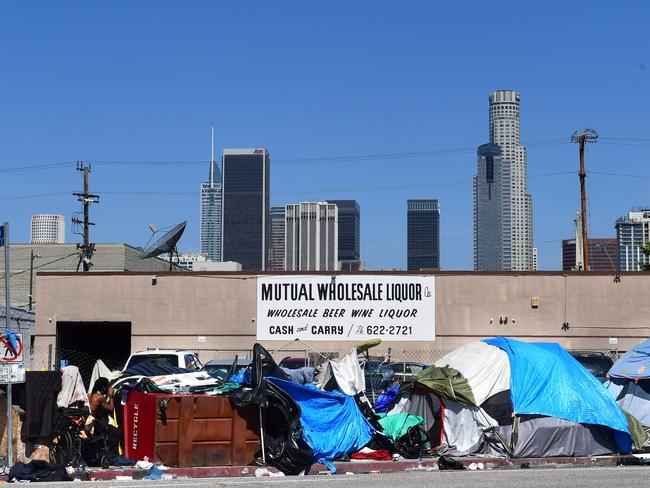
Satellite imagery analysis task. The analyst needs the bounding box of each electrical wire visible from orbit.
[0,252,79,279]
[0,137,570,173]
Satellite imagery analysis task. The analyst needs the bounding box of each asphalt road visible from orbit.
[30,466,650,487]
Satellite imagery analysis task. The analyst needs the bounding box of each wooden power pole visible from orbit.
[72,162,100,271]
[571,129,598,272]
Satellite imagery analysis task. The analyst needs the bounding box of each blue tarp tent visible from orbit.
[605,339,650,447]
[484,337,632,453]
[608,338,650,380]
[266,377,374,472]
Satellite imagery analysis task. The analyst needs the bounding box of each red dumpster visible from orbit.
[122,390,261,466]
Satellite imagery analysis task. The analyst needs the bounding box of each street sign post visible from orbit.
[2,221,13,465]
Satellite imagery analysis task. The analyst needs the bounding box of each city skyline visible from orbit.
[2,2,649,270]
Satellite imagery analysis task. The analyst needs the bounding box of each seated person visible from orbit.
[85,377,121,463]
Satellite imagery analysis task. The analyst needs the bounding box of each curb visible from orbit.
[87,455,634,480]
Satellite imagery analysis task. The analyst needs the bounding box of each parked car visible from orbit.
[123,349,202,371]
[201,358,251,380]
[389,362,425,382]
[570,352,614,382]
[279,357,309,370]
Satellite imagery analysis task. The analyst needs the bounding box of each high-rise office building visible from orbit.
[407,199,440,271]
[285,202,338,271]
[532,247,538,271]
[616,208,650,271]
[473,144,511,270]
[326,200,360,264]
[221,148,270,271]
[269,206,286,271]
[200,131,222,262]
[561,238,618,271]
[30,214,65,244]
[473,90,533,271]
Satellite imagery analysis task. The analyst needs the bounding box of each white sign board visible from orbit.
[256,275,435,342]
[0,363,25,384]
[0,333,23,363]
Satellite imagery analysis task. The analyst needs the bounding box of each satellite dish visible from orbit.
[141,221,187,270]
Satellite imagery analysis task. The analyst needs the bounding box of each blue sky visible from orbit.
[1,1,649,270]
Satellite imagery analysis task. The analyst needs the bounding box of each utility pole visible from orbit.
[571,129,598,272]
[28,250,40,311]
[72,162,99,272]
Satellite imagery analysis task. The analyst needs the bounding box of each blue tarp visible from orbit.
[483,337,632,453]
[374,384,400,413]
[266,377,374,472]
[608,338,650,380]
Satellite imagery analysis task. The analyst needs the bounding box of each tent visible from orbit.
[605,338,650,449]
[399,338,633,457]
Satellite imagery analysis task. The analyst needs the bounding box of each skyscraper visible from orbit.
[30,214,65,244]
[200,130,222,262]
[269,206,286,271]
[561,238,618,271]
[473,144,511,270]
[407,199,440,271]
[285,202,338,271]
[616,208,650,271]
[221,148,270,271]
[326,200,360,264]
[474,90,533,271]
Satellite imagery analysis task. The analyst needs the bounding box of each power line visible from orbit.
[0,162,74,174]
[0,252,79,279]
[0,170,580,202]
[0,137,570,173]
[0,191,72,202]
[590,170,650,179]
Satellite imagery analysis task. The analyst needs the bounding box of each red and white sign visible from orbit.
[0,333,23,363]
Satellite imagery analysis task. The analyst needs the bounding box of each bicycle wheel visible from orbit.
[51,431,74,465]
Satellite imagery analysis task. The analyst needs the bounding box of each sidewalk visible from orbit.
[87,455,636,480]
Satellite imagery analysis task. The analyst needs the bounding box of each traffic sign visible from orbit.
[0,333,23,363]
[0,225,4,247]
[0,363,25,384]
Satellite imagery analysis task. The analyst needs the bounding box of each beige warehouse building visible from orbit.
[32,271,650,372]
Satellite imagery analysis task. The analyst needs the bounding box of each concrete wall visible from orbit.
[33,271,650,368]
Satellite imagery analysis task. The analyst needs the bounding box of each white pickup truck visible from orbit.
[122,349,202,371]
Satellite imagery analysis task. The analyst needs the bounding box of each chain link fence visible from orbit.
[56,345,623,391]
[59,348,126,388]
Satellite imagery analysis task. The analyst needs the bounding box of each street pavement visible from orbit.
[27,466,650,487]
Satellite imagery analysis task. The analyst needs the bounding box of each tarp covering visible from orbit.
[412,365,476,406]
[434,341,510,406]
[377,412,423,441]
[267,378,374,472]
[608,380,650,427]
[483,337,632,453]
[317,348,365,396]
[375,384,400,413]
[608,338,650,379]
